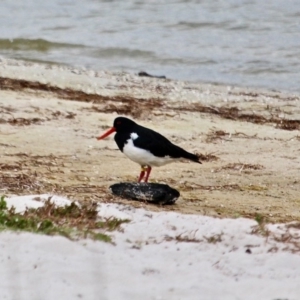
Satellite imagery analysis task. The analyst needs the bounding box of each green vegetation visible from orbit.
[251,213,270,237]
[254,213,265,225]
[204,233,223,244]
[0,195,130,242]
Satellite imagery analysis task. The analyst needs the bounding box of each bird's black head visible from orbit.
[113,117,137,132]
[97,117,137,140]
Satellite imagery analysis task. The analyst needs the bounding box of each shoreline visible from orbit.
[1,58,300,223]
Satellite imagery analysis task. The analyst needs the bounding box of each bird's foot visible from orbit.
[138,166,152,183]
[138,166,147,182]
[144,166,152,183]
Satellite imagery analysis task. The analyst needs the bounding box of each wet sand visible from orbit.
[1,59,300,223]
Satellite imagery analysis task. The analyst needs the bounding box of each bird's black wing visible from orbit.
[133,126,201,163]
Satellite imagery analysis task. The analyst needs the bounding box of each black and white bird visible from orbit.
[97,117,201,182]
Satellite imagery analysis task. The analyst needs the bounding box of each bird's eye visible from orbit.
[116,121,121,125]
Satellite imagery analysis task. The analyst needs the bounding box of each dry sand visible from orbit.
[1,59,300,223]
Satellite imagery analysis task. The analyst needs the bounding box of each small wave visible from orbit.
[175,21,231,30]
[90,47,155,59]
[0,38,84,52]
[155,57,218,66]
[245,67,291,75]
[235,60,291,75]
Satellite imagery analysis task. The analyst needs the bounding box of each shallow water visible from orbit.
[1,0,300,92]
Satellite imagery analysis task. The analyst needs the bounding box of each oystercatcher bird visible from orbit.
[97,117,201,182]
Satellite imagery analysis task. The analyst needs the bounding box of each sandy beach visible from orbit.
[1,59,300,299]
[1,58,300,222]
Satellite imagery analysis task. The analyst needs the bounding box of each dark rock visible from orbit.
[138,71,166,79]
[110,182,180,205]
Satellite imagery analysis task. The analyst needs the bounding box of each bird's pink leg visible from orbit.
[138,166,146,182]
[144,166,152,183]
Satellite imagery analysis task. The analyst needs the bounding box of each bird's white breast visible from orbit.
[123,136,175,167]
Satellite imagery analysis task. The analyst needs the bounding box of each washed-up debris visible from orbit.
[110,182,180,205]
[138,71,166,79]
[1,76,300,129]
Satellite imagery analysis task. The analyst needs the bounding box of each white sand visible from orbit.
[1,195,299,300]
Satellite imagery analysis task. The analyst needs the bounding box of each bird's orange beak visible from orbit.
[97,127,116,140]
